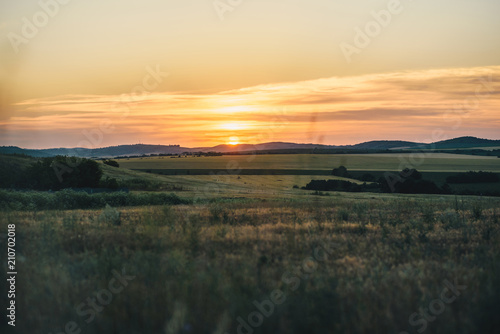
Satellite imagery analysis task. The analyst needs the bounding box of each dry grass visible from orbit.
[1,195,499,333]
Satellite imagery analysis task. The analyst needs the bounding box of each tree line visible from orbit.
[305,166,500,196]
[0,156,116,191]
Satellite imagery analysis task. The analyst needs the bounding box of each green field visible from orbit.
[108,153,500,197]
[1,153,500,333]
[2,194,499,333]
[118,153,500,173]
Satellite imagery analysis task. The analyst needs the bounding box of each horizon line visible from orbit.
[3,135,500,151]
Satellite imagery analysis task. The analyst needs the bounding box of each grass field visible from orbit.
[107,153,500,197]
[117,153,500,173]
[1,153,500,333]
[2,194,499,333]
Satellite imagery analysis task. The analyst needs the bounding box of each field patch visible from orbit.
[117,153,500,172]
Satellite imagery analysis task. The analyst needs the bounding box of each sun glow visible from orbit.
[228,136,240,145]
[219,106,256,113]
[220,123,246,131]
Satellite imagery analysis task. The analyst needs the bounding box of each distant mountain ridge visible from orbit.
[1,136,499,158]
[421,136,500,149]
[348,140,425,150]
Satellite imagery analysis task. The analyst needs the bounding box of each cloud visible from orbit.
[3,66,500,148]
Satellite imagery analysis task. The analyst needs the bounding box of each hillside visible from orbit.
[0,146,57,157]
[348,140,423,150]
[0,153,211,192]
[196,142,338,153]
[1,136,499,158]
[419,136,500,149]
[0,142,339,158]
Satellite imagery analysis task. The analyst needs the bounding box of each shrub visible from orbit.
[103,159,120,168]
[305,179,379,193]
[440,209,463,230]
[332,166,351,178]
[379,169,442,194]
[100,177,119,189]
[99,204,121,226]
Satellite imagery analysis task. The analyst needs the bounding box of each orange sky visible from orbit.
[1,0,499,148]
[2,66,499,149]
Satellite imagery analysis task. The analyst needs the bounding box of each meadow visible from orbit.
[1,152,500,333]
[118,153,500,173]
[109,153,500,197]
[1,193,499,333]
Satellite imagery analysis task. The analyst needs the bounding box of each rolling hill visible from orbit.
[418,136,500,149]
[1,136,499,158]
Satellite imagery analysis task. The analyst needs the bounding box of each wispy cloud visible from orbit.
[3,66,499,148]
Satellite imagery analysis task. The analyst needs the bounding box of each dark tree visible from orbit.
[26,156,102,190]
[446,171,499,184]
[359,173,376,182]
[103,160,120,168]
[400,168,422,180]
[332,166,351,178]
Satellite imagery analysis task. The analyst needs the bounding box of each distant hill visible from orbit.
[348,140,424,150]
[1,136,499,158]
[418,136,500,149]
[196,142,338,153]
[0,144,191,158]
[0,146,57,157]
[0,142,339,158]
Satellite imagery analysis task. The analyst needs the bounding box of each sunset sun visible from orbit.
[228,136,239,145]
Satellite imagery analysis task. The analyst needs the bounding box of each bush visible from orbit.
[379,169,442,194]
[99,204,121,226]
[103,160,120,168]
[305,179,379,192]
[440,209,463,230]
[332,166,351,178]
[100,177,119,189]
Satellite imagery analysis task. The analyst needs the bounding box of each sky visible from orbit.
[0,0,499,149]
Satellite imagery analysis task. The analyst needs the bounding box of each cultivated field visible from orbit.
[118,153,500,173]
[107,153,500,197]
